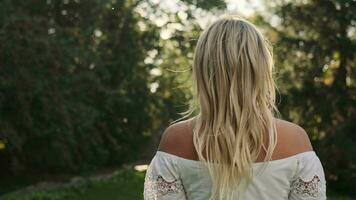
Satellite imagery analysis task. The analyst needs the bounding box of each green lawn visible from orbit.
[1,169,145,200]
[1,169,353,200]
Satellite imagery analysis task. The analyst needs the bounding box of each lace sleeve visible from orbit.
[144,152,187,200]
[289,152,327,200]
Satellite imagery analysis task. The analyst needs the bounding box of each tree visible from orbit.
[260,0,356,194]
[0,0,226,192]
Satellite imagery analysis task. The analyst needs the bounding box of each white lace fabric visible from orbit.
[144,153,187,200]
[144,151,326,200]
[289,151,327,199]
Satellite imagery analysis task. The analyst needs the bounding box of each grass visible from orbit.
[0,168,353,200]
[0,169,145,200]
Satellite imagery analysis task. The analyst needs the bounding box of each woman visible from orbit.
[143,16,326,200]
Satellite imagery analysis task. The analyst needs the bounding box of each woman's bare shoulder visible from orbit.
[274,118,314,158]
[157,117,314,161]
[158,117,198,160]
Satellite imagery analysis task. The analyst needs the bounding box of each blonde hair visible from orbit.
[173,15,279,199]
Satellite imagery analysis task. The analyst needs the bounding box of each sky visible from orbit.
[135,0,267,30]
[227,0,265,17]
[191,0,266,29]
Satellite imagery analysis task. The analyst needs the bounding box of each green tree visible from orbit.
[0,0,225,193]
[0,0,161,177]
[259,0,355,194]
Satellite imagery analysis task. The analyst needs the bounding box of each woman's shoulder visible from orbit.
[157,117,314,161]
[273,118,314,159]
[158,117,198,161]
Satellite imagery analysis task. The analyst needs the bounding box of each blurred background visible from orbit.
[0,0,355,199]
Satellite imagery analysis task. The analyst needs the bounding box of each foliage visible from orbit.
[0,0,225,192]
[0,0,160,177]
[258,0,356,194]
[0,169,145,200]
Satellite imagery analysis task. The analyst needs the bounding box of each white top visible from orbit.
[144,151,326,200]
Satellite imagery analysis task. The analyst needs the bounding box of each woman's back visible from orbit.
[144,16,326,199]
[143,118,327,199]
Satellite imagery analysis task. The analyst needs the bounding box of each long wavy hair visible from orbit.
[173,16,280,199]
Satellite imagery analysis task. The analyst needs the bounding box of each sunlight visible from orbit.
[134,164,148,172]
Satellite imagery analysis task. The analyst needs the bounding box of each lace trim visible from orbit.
[291,175,323,198]
[144,173,185,199]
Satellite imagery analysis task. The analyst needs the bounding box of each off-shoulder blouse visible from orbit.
[144,151,326,200]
